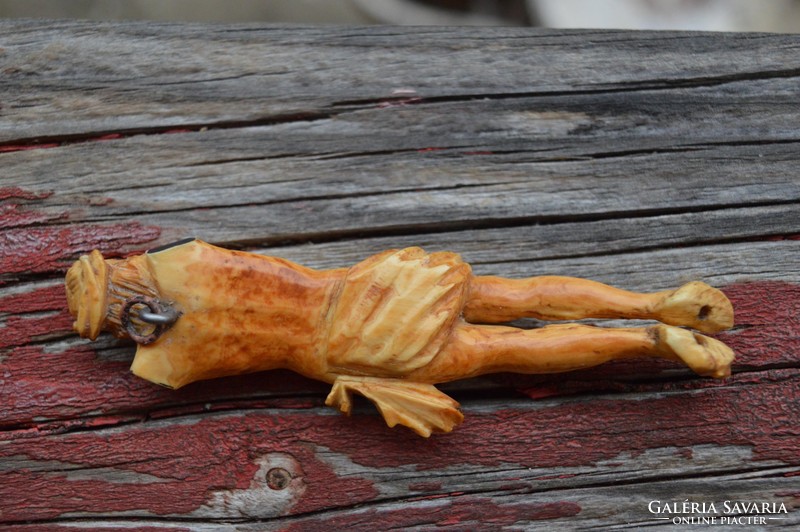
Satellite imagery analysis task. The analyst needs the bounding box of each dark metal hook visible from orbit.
[139,309,179,325]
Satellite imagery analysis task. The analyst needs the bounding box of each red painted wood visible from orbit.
[3,523,187,532]
[0,223,161,278]
[0,187,161,282]
[0,188,52,201]
[717,281,800,369]
[2,186,799,526]
[0,285,66,315]
[0,144,60,153]
[0,341,329,429]
[0,368,797,521]
[282,498,581,531]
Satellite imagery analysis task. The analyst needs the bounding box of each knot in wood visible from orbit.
[266,467,291,490]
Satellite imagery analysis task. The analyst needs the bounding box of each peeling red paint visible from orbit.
[676,447,694,460]
[0,413,378,520]
[409,481,443,492]
[0,367,797,521]
[409,492,453,501]
[146,397,324,420]
[0,131,151,154]
[0,187,53,201]
[0,340,329,429]
[505,280,800,397]
[0,125,214,155]
[284,498,580,531]
[0,312,74,349]
[0,143,60,153]
[272,370,797,472]
[0,187,161,280]
[715,281,800,369]
[0,284,65,315]
[94,133,123,141]
[0,187,60,229]
[0,202,65,229]
[0,223,161,278]
[520,386,560,400]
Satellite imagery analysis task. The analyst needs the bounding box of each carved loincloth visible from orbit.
[325,247,471,377]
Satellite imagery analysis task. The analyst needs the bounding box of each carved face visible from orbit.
[65,250,109,340]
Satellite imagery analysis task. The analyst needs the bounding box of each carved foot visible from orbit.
[653,281,734,333]
[326,376,464,437]
[653,325,734,378]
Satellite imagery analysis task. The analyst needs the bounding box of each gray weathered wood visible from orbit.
[1,21,798,530]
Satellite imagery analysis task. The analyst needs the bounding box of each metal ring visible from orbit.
[120,296,179,345]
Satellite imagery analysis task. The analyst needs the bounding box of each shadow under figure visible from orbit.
[66,239,735,436]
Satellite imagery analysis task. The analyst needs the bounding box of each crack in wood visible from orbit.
[470,229,800,266]
[220,198,800,250]
[0,111,335,153]
[332,67,800,109]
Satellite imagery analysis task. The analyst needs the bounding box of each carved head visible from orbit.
[66,251,159,340]
[65,250,109,340]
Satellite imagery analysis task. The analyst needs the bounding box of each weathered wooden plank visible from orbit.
[266,474,800,531]
[2,22,799,529]
[256,214,800,280]
[2,22,800,141]
[2,170,799,283]
[3,143,799,256]
[1,371,797,524]
[1,182,798,459]
[6,74,800,164]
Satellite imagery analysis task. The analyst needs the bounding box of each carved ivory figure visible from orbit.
[66,239,735,436]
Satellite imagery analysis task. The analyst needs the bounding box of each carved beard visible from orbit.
[65,251,158,340]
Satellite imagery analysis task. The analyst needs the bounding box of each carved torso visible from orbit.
[121,240,344,388]
[94,240,471,389]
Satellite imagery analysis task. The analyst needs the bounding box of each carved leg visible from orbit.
[416,322,734,383]
[464,276,734,333]
[325,375,464,437]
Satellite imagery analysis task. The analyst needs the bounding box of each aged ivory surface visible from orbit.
[66,239,735,436]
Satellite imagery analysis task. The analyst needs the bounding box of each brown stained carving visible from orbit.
[65,239,735,437]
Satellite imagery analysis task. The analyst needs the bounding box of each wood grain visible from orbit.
[1,20,799,529]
